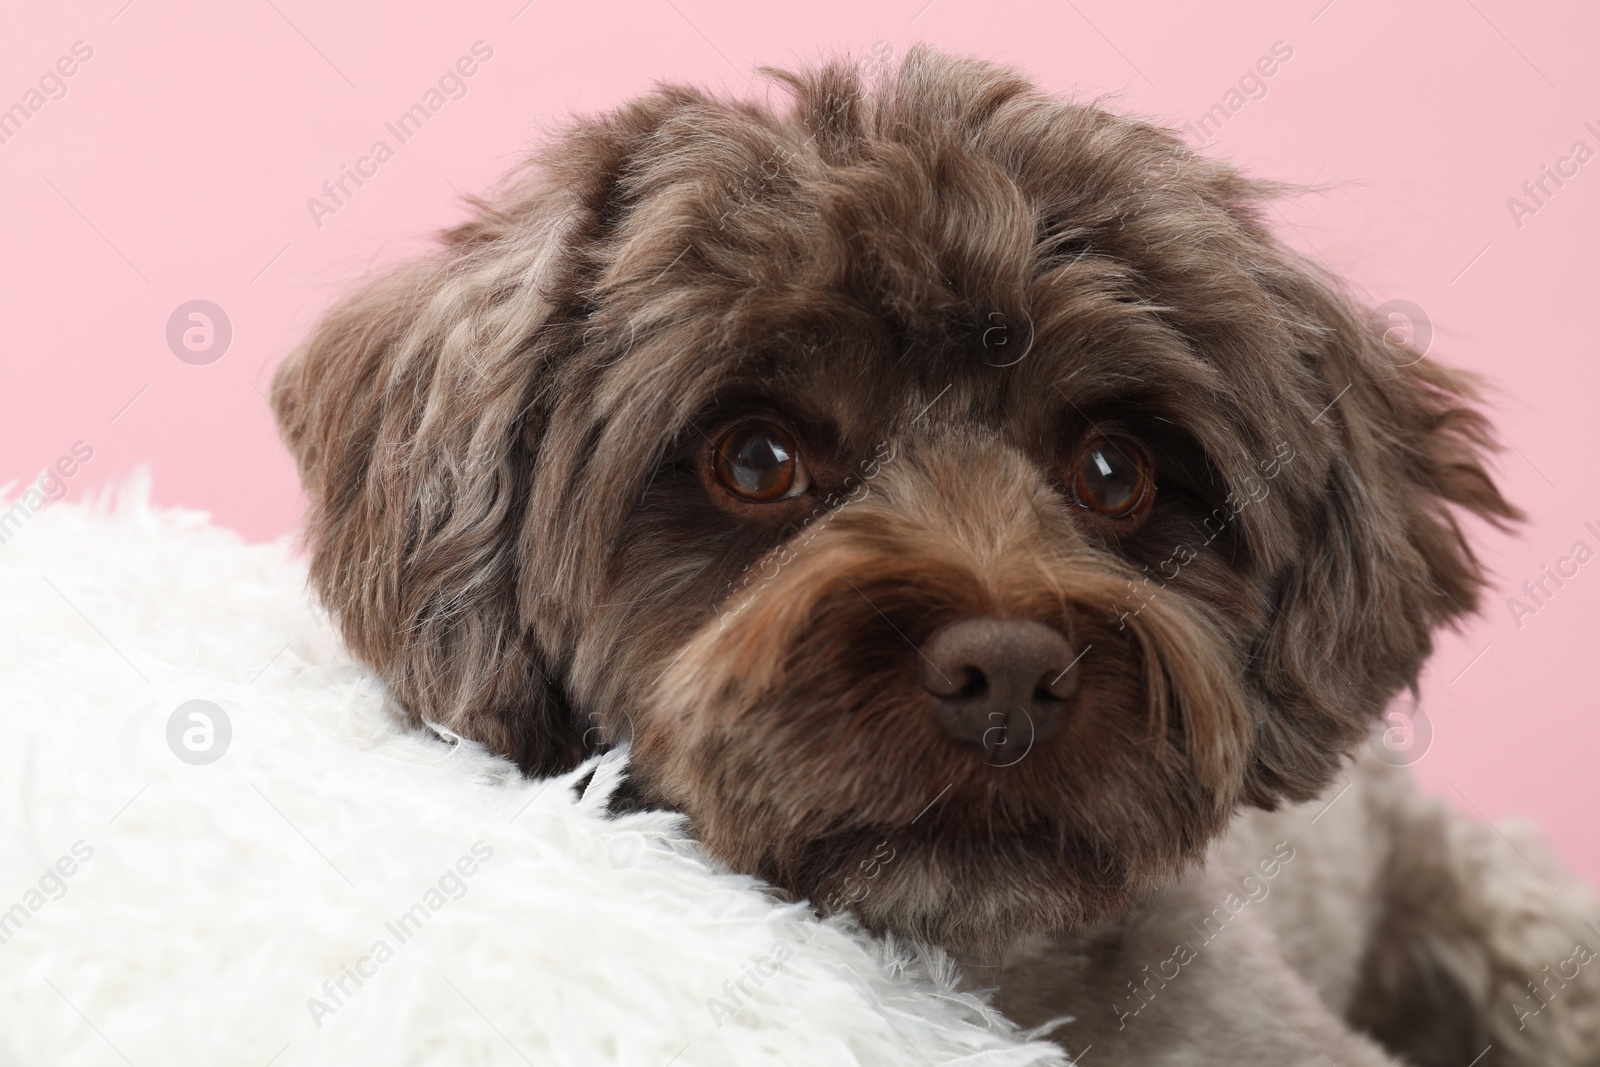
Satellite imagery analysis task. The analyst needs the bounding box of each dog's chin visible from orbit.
[647,740,1225,954]
[761,819,1156,956]
[631,671,1244,953]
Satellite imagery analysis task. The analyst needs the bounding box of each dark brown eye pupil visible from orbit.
[715,423,798,501]
[1075,437,1150,517]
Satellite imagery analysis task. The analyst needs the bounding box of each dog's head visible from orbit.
[273,48,1515,952]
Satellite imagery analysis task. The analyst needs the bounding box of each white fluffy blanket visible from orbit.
[0,476,1069,1066]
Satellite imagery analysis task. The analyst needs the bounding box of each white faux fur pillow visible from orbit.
[0,474,1069,1066]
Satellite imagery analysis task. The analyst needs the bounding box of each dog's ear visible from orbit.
[271,88,712,775]
[1242,255,1521,806]
[270,181,592,776]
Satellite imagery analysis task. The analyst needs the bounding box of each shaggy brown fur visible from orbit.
[273,48,1599,1063]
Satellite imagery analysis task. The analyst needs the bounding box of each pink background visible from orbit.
[3,2,1595,880]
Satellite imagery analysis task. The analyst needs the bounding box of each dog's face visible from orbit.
[274,49,1513,952]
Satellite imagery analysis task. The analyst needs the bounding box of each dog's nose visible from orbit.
[917,618,1079,759]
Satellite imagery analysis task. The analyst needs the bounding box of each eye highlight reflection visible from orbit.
[1073,436,1153,520]
[712,421,811,502]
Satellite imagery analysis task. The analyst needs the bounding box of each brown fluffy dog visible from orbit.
[273,48,1600,1064]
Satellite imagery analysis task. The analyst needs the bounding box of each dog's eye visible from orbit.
[712,421,810,502]
[1073,436,1153,519]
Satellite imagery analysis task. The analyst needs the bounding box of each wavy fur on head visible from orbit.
[273,47,1515,954]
